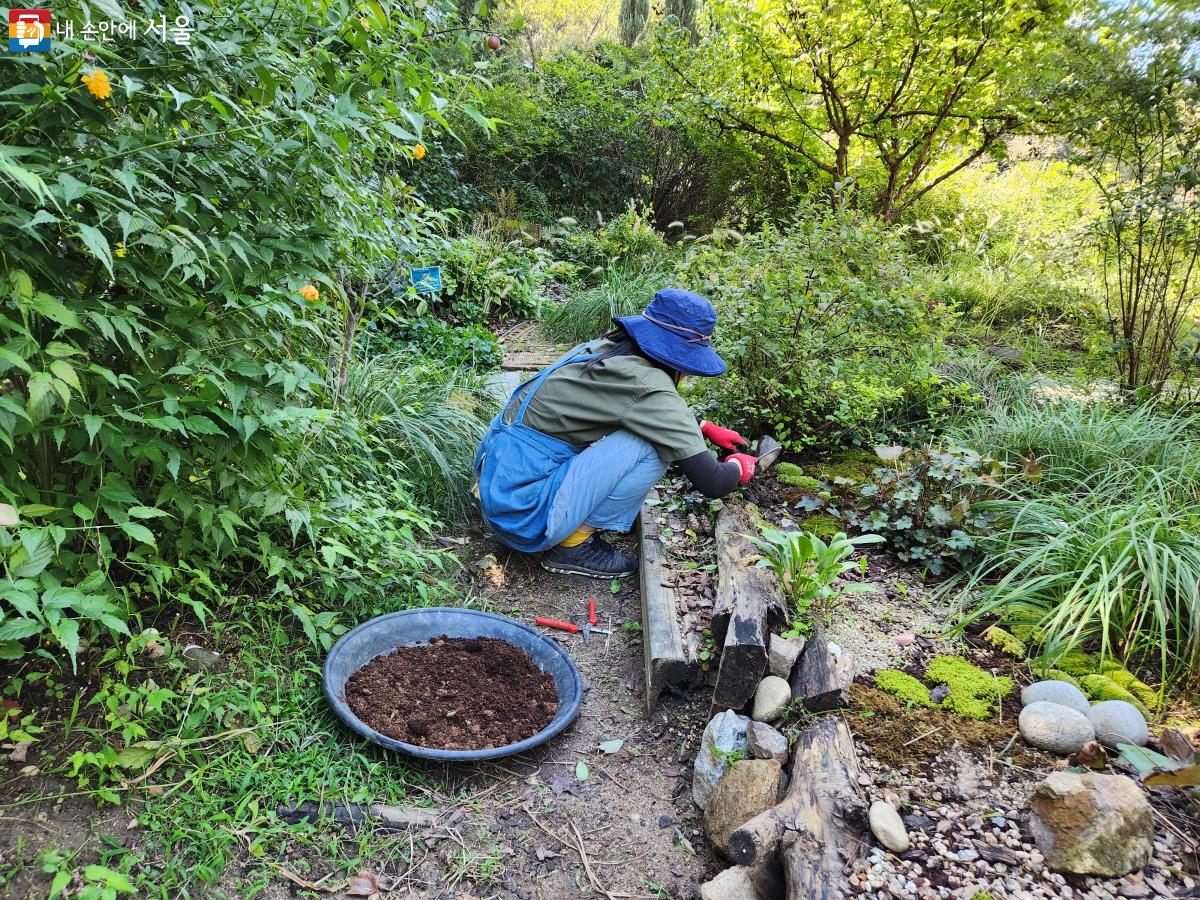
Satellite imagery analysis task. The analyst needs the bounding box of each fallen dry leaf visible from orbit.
[1158,728,1196,762]
[8,741,32,763]
[345,870,379,898]
[1069,740,1108,770]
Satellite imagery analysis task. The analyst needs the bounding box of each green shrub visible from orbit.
[677,213,968,450]
[389,318,504,371]
[0,0,484,667]
[875,670,934,707]
[947,399,1200,685]
[925,656,1012,720]
[433,236,560,324]
[332,351,497,520]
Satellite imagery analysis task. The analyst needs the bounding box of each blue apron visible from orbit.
[474,347,597,553]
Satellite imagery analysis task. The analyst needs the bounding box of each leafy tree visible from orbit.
[1058,0,1200,396]
[656,0,1071,218]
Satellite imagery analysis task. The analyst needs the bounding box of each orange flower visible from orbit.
[298,284,320,302]
[81,69,112,101]
[412,143,427,160]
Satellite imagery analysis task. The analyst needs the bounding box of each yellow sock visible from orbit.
[558,525,594,548]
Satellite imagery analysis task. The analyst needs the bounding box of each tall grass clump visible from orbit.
[331,352,497,520]
[949,394,1200,496]
[947,395,1200,685]
[541,265,666,343]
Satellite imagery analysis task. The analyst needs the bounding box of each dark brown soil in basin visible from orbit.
[343,635,558,751]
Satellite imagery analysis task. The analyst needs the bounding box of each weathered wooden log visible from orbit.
[711,500,786,648]
[790,625,855,711]
[710,501,787,712]
[639,492,699,710]
[726,717,866,899]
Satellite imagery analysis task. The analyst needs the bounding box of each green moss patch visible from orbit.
[982,625,1026,658]
[1103,667,1161,712]
[1054,650,1099,677]
[874,670,934,707]
[775,462,820,490]
[925,655,1013,720]
[1080,674,1151,718]
[798,513,842,539]
[1029,666,1080,688]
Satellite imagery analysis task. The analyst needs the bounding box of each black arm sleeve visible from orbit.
[676,451,742,499]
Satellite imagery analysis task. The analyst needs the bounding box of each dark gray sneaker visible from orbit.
[541,535,638,579]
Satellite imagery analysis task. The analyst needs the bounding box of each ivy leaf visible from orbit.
[598,739,624,754]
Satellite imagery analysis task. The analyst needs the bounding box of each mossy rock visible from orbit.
[798,513,842,540]
[874,670,934,708]
[1053,650,1099,677]
[806,454,878,484]
[1005,622,1045,645]
[982,625,1026,658]
[775,462,822,491]
[1079,674,1151,719]
[1103,667,1161,712]
[1029,666,1080,688]
[925,655,1013,720]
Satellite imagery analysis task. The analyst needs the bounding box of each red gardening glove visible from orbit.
[727,453,757,484]
[701,420,749,451]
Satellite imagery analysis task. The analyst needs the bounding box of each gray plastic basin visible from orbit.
[322,607,583,761]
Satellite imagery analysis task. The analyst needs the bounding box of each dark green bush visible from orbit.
[0,0,487,667]
[679,212,966,449]
[388,318,504,370]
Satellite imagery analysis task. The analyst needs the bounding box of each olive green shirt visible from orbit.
[513,340,708,463]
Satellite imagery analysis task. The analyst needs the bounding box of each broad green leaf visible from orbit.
[119,521,156,546]
[29,293,81,329]
[48,360,82,393]
[128,506,170,519]
[72,503,95,521]
[83,865,134,894]
[598,739,624,754]
[18,504,60,516]
[0,618,42,641]
[575,760,589,781]
[76,224,114,276]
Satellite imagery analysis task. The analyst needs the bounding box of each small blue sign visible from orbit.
[410,266,442,294]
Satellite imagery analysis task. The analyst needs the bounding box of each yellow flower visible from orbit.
[81,69,112,101]
[412,143,427,160]
[298,284,320,302]
[115,242,126,258]
[358,16,370,30]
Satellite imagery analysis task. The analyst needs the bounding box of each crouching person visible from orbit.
[473,288,757,579]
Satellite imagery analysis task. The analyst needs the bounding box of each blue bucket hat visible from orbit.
[614,288,727,377]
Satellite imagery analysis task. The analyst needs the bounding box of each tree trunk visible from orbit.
[620,0,649,46]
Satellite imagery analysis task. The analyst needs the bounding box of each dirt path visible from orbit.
[403,536,717,898]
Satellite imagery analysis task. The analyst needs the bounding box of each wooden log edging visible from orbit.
[711,500,787,712]
[727,716,867,899]
[639,491,699,710]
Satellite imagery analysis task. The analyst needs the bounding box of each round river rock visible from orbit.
[1021,679,1091,714]
[1019,701,1095,755]
[1086,700,1149,748]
